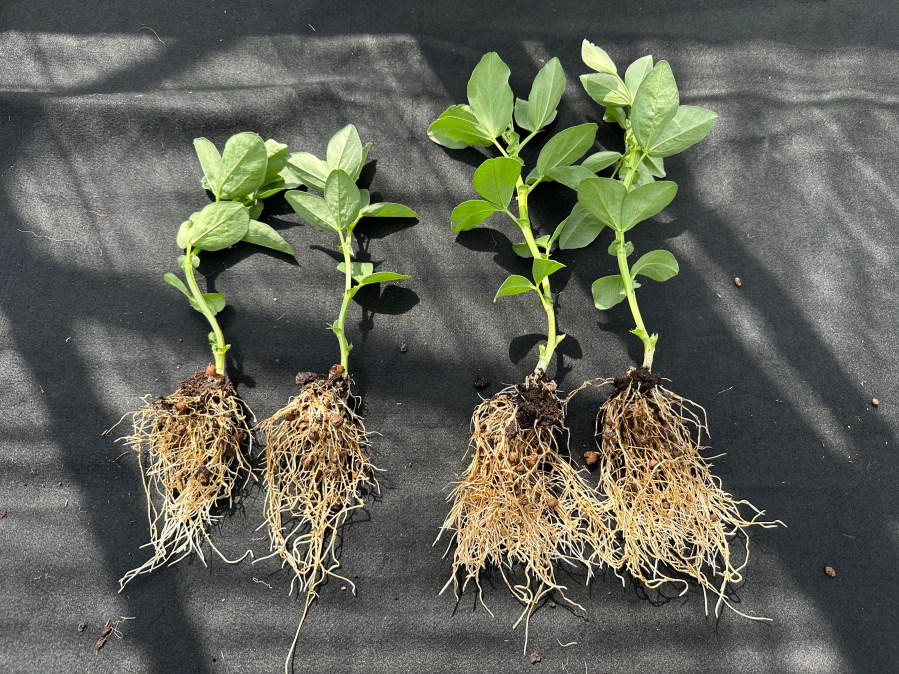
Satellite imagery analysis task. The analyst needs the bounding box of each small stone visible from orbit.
[515,464,526,474]
[508,451,520,464]
[77,622,87,632]
[329,363,345,378]
[340,585,347,591]
[582,450,599,466]
[548,601,557,609]
[733,277,742,287]
[529,652,542,664]
[400,344,408,353]
[546,497,559,508]
[824,566,836,577]
[329,412,344,427]
[473,376,490,390]
[871,398,880,408]
[205,364,217,377]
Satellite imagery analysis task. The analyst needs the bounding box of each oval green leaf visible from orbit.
[592,274,626,310]
[466,52,514,139]
[580,73,629,107]
[631,249,679,282]
[218,132,268,200]
[427,104,494,149]
[189,201,250,251]
[242,219,294,256]
[324,169,362,230]
[473,157,521,208]
[624,55,654,101]
[648,105,718,157]
[494,274,535,302]
[532,258,564,285]
[581,40,617,75]
[193,138,222,196]
[360,202,417,218]
[630,61,680,150]
[527,57,566,132]
[451,200,499,232]
[284,190,338,233]
[557,202,607,250]
[535,123,598,180]
[326,125,364,178]
[285,151,329,192]
[577,177,626,230]
[581,150,621,173]
[621,180,678,231]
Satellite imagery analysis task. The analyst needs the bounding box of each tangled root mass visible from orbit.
[257,368,376,650]
[440,376,618,637]
[596,367,782,619]
[119,370,252,590]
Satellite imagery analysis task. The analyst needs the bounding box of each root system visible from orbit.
[257,366,377,672]
[439,376,618,646]
[596,367,782,619]
[119,370,253,590]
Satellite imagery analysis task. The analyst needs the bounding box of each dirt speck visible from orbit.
[0,511,7,519]
[77,622,87,632]
[530,652,542,664]
[733,276,742,287]
[871,398,880,408]
[583,451,599,466]
[824,565,836,577]
[400,344,408,353]
[473,376,490,390]
[548,600,557,609]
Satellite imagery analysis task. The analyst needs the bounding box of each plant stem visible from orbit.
[616,144,656,369]
[515,180,561,375]
[181,248,228,375]
[332,231,355,377]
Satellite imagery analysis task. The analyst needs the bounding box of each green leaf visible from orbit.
[326,125,364,178]
[582,150,622,173]
[621,180,678,231]
[608,240,634,257]
[263,139,289,185]
[624,55,654,101]
[337,261,374,280]
[242,219,294,255]
[359,189,371,210]
[256,179,298,200]
[513,98,536,133]
[581,40,617,74]
[630,61,679,150]
[545,165,596,190]
[450,200,499,232]
[193,138,222,197]
[201,293,226,315]
[176,220,192,250]
[592,274,627,310]
[603,105,627,128]
[285,152,329,192]
[494,274,535,301]
[580,73,629,107]
[532,258,564,285]
[359,143,372,179]
[218,132,268,200]
[360,202,417,218]
[577,177,626,230]
[163,272,192,300]
[427,104,494,149]
[324,169,362,230]
[355,271,410,287]
[511,235,550,258]
[188,201,250,251]
[472,157,521,208]
[466,52,514,139]
[643,154,666,178]
[248,201,264,220]
[284,190,338,232]
[177,254,200,269]
[557,202,606,250]
[631,249,679,281]
[535,123,597,179]
[527,57,566,131]
[648,105,718,157]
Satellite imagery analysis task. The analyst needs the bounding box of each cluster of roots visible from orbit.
[256,365,376,666]
[440,375,617,640]
[119,369,253,590]
[595,367,781,619]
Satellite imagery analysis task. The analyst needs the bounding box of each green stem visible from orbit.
[617,146,656,369]
[181,248,228,375]
[515,180,561,375]
[332,231,355,376]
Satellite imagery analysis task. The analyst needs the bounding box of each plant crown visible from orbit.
[428,52,620,374]
[283,125,417,375]
[559,41,717,368]
[164,132,297,374]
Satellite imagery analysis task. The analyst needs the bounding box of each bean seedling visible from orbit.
[428,52,618,646]
[255,124,416,673]
[118,132,296,590]
[560,41,781,618]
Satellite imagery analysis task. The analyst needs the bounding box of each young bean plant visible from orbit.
[119,132,296,590]
[560,41,781,619]
[428,52,618,648]
[254,124,416,673]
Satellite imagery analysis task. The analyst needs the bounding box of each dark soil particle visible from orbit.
[512,382,563,429]
[529,652,543,664]
[473,376,490,390]
[613,366,662,395]
[295,371,328,388]
[175,370,235,397]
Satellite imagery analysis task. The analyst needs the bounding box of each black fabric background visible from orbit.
[1,1,897,672]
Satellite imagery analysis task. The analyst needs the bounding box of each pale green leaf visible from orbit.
[581,150,622,173]
[326,125,364,178]
[466,52,514,139]
[535,123,597,179]
[472,157,521,208]
[630,61,680,150]
[580,73,629,107]
[193,138,221,196]
[451,200,499,232]
[621,180,678,231]
[494,274,535,301]
[532,258,564,285]
[360,202,417,218]
[242,219,294,256]
[557,202,606,250]
[284,190,338,233]
[324,169,362,230]
[285,152,329,191]
[624,55,654,101]
[545,165,596,190]
[188,201,250,251]
[218,132,268,200]
[631,249,679,281]
[582,40,617,74]
[592,274,627,310]
[648,105,718,157]
[577,177,626,230]
[427,104,494,149]
[527,57,566,131]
